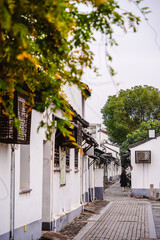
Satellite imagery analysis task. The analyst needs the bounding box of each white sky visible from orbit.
[82,0,160,124]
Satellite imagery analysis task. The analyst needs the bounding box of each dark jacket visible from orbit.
[120,172,127,187]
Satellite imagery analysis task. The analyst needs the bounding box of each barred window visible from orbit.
[77,123,82,146]
[54,144,60,167]
[75,148,78,169]
[66,147,70,168]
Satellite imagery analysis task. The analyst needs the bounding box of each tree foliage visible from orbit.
[120,120,160,167]
[0,0,148,138]
[101,86,160,145]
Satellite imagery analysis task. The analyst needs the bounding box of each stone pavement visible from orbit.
[59,200,109,239]
[73,182,160,240]
[151,203,160,238]
[41,181,160,240]
[47,181,160,240]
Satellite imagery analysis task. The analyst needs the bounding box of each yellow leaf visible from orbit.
[68,110,75,117]
[95,0,105,6]
[55,72,61,79]
[17,54,24,61]
[2,33,5,41]
[22,51,28,58]
[27,107,32,112]
[68,136,76,142]
[80,151,84,155]
[62,132,66,137]
[67,130,73,135]
[71,142,78,146]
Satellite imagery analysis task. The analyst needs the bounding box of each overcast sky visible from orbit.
[82,0,160,124]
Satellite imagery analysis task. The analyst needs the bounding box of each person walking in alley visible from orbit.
[120,169,127,191]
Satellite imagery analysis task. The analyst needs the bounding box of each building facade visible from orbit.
[129,135,160,197]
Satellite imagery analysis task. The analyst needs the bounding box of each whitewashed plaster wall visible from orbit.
[80,155,89,203]
[52,149,81,219]
[104,143,119,158]
[63,84,82,116]
[0,143,11,236]
[42,140,52,224]
[94,168,103,188]
[89,161,94,189]
[0,110,43,238]
[84,157,89,199]
[103,143,120,179]
[107,162,115,180]
[130,136,160,190]
[88,159,95,201]
[15,110,43,229]
[41,83,86,231]
[99,131,110,143]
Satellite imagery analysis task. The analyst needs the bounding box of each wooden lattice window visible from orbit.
[0,91,31,144]
[54,144,60,167]
[75,148,78,169]
[66,147,70,168]
[76,123,82,146]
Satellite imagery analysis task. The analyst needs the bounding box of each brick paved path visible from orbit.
[75,183,157,240]
[152,203,160,238]
[79,200,149,240]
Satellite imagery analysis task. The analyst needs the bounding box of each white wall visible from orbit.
[63,84,82,116]
[15,110,43,228]
[103,143,119,158]
[52,149,81,221]
[88,158,95,201]
[94,168,103,187]
[80,155,89,203]
[130,136,160,190]
[0,143,11,236]
[0,110,43,237]
[42,140,52,223]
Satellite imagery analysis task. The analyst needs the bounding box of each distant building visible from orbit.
[129,134,160,197]
[87,124,121,183]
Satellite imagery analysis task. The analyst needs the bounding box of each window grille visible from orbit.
[75,148,78,169]
[0,91,31,144]
[77,122,82,146]
[66,147,70,168]
[54,144,60,167]
[135,151,151,163]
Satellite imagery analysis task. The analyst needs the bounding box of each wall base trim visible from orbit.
[95,187,103,200]
[42,205,83,232]
[131,188,150,197]
[0,219,42,240]
[89,188,94,201]
[0,232,10,240]
[85,191,89,202]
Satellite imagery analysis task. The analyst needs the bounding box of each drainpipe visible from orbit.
[51,139,57,232]
[81,154,85,212]
[89,162,93,202]
[51,129,57,232]
[10,144,15,240]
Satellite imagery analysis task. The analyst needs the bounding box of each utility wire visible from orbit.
[67,86,102,122]
[86,102,102,121]
[105,36,119,94]
[83,74,114,86]
[131,0,160,52]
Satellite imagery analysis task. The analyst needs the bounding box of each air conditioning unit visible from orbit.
[135,151,151,164]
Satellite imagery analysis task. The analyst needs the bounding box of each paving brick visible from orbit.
[57,182,159,240]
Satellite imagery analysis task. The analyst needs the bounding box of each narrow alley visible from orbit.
[55,182,160,240]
